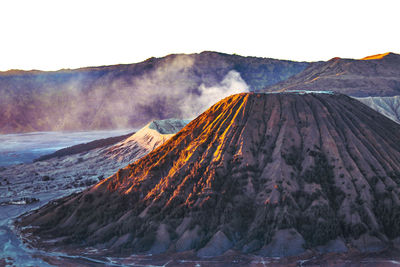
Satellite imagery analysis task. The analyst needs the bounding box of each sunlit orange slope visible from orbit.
[360,52,391,60]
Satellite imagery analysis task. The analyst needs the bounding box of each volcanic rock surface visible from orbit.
[18,93,400,258]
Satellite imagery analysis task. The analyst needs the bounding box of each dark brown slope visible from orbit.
[0,51,308,133]
[263,52,400,97]
[18,93,400,257]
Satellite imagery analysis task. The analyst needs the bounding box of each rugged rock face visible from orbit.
[0,51,308,133]
[18,93,400,257]
[263,52,400,97]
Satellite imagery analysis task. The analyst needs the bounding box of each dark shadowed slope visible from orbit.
[0,51,308,133]
[18,93,400,258]
[263,52,400,97]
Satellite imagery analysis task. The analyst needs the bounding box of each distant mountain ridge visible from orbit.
[263,52,400,97]
[2,51,400,134]
[0,51,308,133]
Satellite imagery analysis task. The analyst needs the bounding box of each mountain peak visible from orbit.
[118,119,189,153]
[329,56,342,61]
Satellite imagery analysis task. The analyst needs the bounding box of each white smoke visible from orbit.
[120,56,249,121]
[180,70,249,118]
[131,54,196,107]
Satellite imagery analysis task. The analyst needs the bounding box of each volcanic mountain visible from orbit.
[18,92,400,257]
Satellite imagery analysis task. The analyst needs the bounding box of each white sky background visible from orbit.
[0,0,399,71]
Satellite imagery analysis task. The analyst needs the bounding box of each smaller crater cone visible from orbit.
[18,92,400,257]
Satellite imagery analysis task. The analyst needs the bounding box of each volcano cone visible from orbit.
[18,92,400,257]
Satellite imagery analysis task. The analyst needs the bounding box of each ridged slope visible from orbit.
[18,93,400,257]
